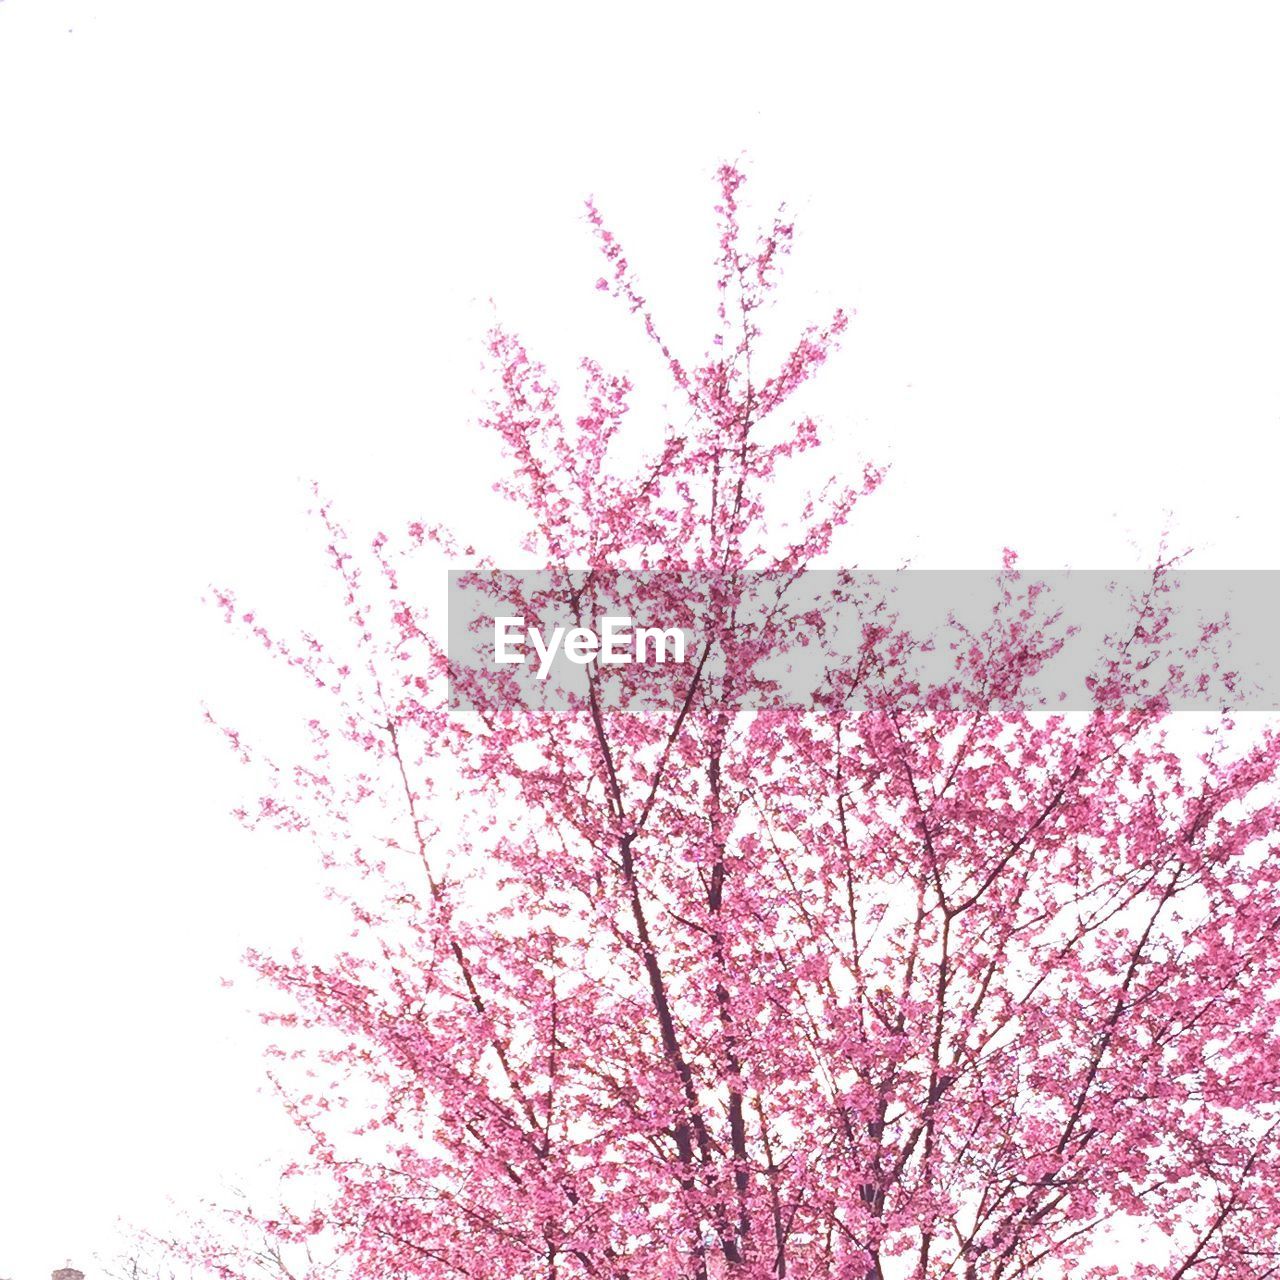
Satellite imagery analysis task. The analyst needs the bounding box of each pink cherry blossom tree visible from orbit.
[195,166,1280,1280]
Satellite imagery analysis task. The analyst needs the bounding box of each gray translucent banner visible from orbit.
[446,570,1280,713]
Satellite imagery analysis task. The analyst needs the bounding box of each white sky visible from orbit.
[2,2,1279,1276]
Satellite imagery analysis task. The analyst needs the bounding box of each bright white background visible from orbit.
[1,2,1279,1276]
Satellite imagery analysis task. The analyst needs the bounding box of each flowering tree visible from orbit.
[201,167,1280,1280]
